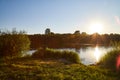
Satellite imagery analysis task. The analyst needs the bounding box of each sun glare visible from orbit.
[90,22,103,34]
[94,46,101,62]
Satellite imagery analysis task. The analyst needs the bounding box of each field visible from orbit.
[0,57,119,80]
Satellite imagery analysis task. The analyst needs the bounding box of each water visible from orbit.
[79,46,112,65]
[58,46,113,65]
[27,46,113,65]
[25,50,36,56]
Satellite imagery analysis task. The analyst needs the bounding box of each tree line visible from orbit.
[28,32,120,49]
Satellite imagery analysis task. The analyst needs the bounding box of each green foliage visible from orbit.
[0,29,30,58]
[99,49,120,70]
[32,48,80,63]
[99,41,120,71]
[0,58,119,80]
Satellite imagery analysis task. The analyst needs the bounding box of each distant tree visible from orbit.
[45,28,51,35]
[82,32,87,36]
[50,32,54,35]
[74,30,80,35]
[0,29,30,58]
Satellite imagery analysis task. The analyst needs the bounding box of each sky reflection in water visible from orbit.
[78,46,112,65]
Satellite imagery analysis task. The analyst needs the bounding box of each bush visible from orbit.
[99,41,120,71]
[99,49,120,71]
[0,29,30,58]
[32,48,80,63]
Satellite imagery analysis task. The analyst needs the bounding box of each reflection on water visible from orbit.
[58,45,113,65]
[79,46,112,65]
[94,46,101,62]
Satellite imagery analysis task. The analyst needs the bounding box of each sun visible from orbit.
[90,22,103,34]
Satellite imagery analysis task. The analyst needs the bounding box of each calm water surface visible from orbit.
[59,46,113,65]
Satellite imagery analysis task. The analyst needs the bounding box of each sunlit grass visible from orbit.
[32,48,80,63]
[0,57,119,80]
[98,41,120,72]
[99,49,120,71]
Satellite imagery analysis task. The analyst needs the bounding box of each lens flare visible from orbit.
[116,55,120,70]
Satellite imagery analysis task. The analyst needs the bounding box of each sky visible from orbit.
[0,0,120,34]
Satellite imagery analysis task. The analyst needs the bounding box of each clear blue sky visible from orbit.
[0,0,120,34]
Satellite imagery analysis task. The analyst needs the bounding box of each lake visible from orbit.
[57,45,113,65]
[27,45,113,65]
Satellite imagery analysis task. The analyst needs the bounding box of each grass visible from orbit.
[98,41,120,71]
[0,57,119,80]
[32,48,80,63]
[1,47,120,80]
[98,49,120,69]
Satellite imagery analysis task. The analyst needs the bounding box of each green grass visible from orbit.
[1,48,120,80]
[98,49,120,71]
[32,48,80,63]
[0,57,119,80]
[98,41,120,72]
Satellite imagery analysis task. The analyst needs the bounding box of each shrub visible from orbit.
[0,29,30,58]
[31,48,44,59]
[62,50,80,63]
[32,48,80,63]
[99,41,120,71]
[99,49,120,70]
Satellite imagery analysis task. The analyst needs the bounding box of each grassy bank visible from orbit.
[98,49,120,73]
[0,57,119,80]
[32,48,80,63]
[1,48,120,80]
